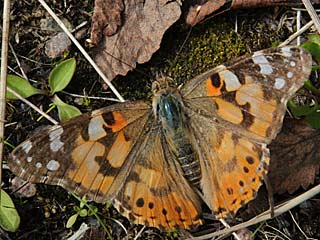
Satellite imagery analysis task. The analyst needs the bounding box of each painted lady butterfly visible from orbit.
[9,46,311,230]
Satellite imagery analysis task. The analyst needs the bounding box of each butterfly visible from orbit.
[8,46,311,230]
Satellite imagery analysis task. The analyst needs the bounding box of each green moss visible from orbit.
[107,9,290,100]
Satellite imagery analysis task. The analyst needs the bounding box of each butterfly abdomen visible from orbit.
[155,89,201,187]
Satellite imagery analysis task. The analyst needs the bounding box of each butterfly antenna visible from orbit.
[102,49,151,78]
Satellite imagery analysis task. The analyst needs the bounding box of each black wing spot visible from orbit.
[162,208,167,215]
[136,198,144,207]
[239,180,244,187]
[148,202,154,209]
[102,112,115,125]
[175,206,182,213]
[210,73,221,88]
[246,156,255,164]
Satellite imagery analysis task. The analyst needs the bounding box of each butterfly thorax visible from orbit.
[152,78,201,186]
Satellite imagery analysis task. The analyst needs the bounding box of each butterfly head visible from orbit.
[151,76,176,96]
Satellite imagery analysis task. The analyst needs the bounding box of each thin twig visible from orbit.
[61,91,122,103]
[7,87,58,125]
[288,211,317,240]
[37,0,125,103]
[297,10,301,46]
[279,20,314,47]
[9,42,28,80]
[191,183,320,239]
[0,0,11,186]
[301,0,320,34]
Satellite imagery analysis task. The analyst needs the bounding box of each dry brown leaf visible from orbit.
[186,0,320,26]
[231,0,320,8]
[269,119,320,194]
[90,0,124,45]
[186,0,226,27]
[90,0,181,81]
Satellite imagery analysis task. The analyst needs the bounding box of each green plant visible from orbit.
[0,189,20,232]
[288,34,320,128]
[7,58,81,122]
[66,196,98,228]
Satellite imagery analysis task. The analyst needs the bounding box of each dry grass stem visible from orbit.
[7,87,58,125]
[191,184,320,239]
[0,0,11,184]
[302,0,320,33]
[37,0,125,103]
[279,20,314,47]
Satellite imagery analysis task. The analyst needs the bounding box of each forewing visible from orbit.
[181,47,311,217]
[181,46,312,143]
[9,101,152,202]
[113,122,202,229]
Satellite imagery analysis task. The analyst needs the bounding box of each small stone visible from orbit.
[45,32,72,58]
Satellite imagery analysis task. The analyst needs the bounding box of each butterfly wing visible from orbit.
[181,46,312,216]
[9,101,152,201]
[113,121,202,229]
[9,100,202,229]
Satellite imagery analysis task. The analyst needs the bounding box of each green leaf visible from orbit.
[288,100,318,117]
[87,205,98,216]
[0,189,20,232]
[66,213,78,228]
[79,209,88,217]
[301,42,320,63]
[306,111,320,128]
[6,74,44,100]
[49,58,76,94]
[73,205,80,212]
[79,196,87,209]
[307,34,320,46]
[51,95,81,122]
[304,79,320,96]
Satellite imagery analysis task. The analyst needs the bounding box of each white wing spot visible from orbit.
[48,126,64,140]
[281,46,292,57]
[287,71,293,78]
[35,162,42,169]
[290,61,296,67]
[16,159,21,165]
[49,127,64,152]
[252,52,273,75]
[46,160,60,171]
[50,139,64,152]
[88,116,107,141]
[220,70,241,91]
[27,157,33,163]
[274,78,286,90]
[21,141,32,154]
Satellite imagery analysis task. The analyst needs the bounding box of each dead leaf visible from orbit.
[90,0,181,81]
[186,0,226,27]
[269,119,320,194]
[90,0,124,45]
[231,0,320,9]
[186,0,320,26]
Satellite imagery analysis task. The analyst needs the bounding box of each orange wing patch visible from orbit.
[210,130,269,217]
[215,98,243,124]
[114,167,202,229]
